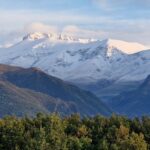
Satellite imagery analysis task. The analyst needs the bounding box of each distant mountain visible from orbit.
[108,75,150,117]
[23,32,96,43]
[0,64,111,117]
[0,32,149,100]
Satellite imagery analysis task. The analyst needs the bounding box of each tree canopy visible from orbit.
[0,113,149,150]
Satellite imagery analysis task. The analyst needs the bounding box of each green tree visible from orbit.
[121,132,147,150]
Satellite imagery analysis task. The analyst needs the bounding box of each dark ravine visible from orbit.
[74,79,142,102]
[108,75,150,117]
[0,64,111,117]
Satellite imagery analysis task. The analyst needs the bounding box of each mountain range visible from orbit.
[0,32,149,100]
[0,64,111,117]
[0,32,150,117]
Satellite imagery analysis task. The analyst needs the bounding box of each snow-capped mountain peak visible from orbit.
[23,32,52,40]
[22,32,96,43]
[100,38,147,56]
[23,32,77,42]
[0,34,149,85]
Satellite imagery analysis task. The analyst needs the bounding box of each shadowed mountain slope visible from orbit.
[0,64,111,117]
[108,75,150,117]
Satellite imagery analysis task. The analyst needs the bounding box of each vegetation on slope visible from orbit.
[0,114,150,150]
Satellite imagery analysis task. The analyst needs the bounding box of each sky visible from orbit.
[0,0,150,46]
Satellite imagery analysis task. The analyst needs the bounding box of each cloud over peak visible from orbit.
[24,23,58,34]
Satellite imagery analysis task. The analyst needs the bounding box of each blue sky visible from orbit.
[0,0,150,45]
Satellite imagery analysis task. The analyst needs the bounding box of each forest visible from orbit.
[0,113,150,150]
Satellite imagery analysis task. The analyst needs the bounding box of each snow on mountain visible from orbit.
[0,43,13,48]
[0,32,149,85]
[22,32,97,43]
[101,39,147,56]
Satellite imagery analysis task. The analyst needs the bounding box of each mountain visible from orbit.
[97,38,147,55]
[23,32,96,43]
[0,32,149,100]
[0,80,76,117]
[108,75,150,117]
[0,64,111,117]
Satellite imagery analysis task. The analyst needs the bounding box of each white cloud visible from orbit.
[23,24,106,39]
[62,25,106,39]
[24,23,58,34]
[0,9,109,31]
[0,21,150,46]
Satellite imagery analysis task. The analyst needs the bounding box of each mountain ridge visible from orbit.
[0,64,111,117]
[22,32,97,43]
